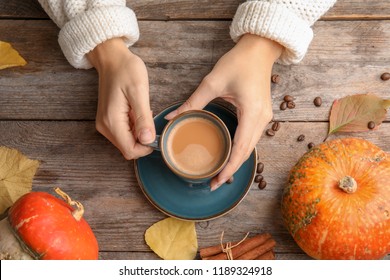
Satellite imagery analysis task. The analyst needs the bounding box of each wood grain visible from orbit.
[0,20,389,121]
[99,251,313,260]
[0,0,46,19]
[129,0,390,20]
[0,121,388,257]
[0,0,389,20]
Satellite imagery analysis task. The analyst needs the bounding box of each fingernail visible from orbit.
[138,128,153,144]
[210,178,227,192]
[164,110,178,120]
[210,183,220,192]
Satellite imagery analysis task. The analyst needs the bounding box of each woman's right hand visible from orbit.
[87,38,155,160]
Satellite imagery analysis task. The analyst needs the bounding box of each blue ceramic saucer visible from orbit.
[134,102,257,221]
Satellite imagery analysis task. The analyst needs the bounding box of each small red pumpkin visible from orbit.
[0,188,98,260]
[281,138,390,259]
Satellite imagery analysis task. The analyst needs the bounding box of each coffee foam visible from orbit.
[166,117,225,176]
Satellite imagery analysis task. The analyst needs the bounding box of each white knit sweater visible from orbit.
[38,0,337,68]
[230,0,337,64]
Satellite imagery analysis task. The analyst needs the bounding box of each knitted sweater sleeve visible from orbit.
[230,0,337,64]
[38,0,139,69]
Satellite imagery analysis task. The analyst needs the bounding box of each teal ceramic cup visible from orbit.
[147,110,231,184]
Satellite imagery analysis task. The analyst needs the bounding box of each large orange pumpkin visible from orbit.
[281,138,390,259]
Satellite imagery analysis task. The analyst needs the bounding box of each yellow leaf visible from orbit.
[0,41,27,70]
[145,217,198,260]
[0,147,39,213]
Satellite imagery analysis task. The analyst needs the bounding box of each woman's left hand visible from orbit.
[165,34,282,190]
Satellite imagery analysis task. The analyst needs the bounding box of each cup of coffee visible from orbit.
[147,110,231,184]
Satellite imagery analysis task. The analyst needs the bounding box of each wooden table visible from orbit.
[0,0,389,260]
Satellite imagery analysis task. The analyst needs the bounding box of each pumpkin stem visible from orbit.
[338,176,357,194]
[54,188,84,221]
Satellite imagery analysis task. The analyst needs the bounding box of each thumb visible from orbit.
[165,77,217,120]
[132,102,156,145]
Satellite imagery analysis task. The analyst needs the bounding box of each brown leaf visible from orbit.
[0,147,39,213]
[0,41,27,70]
[328,93,390,135]
[145,217,198,260]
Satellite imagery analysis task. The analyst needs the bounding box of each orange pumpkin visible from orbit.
[281,138,390,259]
[0,188,98,260]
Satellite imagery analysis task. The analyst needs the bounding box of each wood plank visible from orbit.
[1,121,389,257]
[130,0,390,20]
[0,20,389,121]
[99,251,389,260]
[0,0,389,20]
[99,251,313,260]
[0,0,46,19]
[99,252,160,260]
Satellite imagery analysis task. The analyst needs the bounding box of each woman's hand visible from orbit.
[165,34,282,190]
[87,38,155,160]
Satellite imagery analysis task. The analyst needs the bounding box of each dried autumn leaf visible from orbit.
[145,217,198,260]
[328,93,390,136]
[0,41,27,70]
[0,147,39,213]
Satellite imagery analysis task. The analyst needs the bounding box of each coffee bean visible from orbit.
[257,162,264,174]
[271,74,281,84]
[266,129,275,136]
[313,97,322,107]
[258,180,267,190]
[280,101,287,111]
[380,72,390,81]
[308,142,315,149]
[254,175,263,183]
[226,176,234,184]
[283,95,294,102]
[297,134,305,142]
[368,121,376,129]
[272,121,281,131]
[287,101,296,109]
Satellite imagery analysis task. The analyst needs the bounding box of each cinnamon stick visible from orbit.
[201,233,272,260]
[200,239,244,258]
[200,243,232,259]
[236,238,276,260]
[255,250,275,260]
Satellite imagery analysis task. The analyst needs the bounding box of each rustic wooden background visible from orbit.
[0,0,389,260]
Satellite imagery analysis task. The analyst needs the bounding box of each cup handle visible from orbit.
[143,135,161,151]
